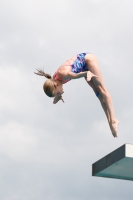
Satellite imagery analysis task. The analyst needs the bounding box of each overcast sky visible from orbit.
[0,0,133,199]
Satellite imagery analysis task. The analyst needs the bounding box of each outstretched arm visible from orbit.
[67,71,97,81]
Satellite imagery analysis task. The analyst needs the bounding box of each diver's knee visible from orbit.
[96,85,103,93]
[96,91,100,97]
[97,86,110,100]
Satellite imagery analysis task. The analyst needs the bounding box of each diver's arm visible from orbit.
[67,71,98,81]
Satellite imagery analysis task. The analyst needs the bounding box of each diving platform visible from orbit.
[92,144,133,181]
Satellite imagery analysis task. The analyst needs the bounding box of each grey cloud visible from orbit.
[0,0,133,199]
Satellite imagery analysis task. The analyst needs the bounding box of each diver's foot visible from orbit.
[111,119,119,138]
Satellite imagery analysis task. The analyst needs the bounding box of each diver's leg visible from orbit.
[85,54,119,137]
[85,79,111,130]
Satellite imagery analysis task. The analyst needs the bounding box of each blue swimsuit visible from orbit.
[72,53,99,97]
[53,53,88,84]
[71,53,88,73]
[58,52,99,97]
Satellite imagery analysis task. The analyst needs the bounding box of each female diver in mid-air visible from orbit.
[34,53,119,138]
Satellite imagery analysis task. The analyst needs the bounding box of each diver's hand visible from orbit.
[87,71,98,81]
[53,94,65,104]
[60,95,65,103]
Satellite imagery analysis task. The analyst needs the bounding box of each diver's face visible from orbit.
[53,82,64,97]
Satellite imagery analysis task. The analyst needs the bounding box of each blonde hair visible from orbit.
[34,69,55,97]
